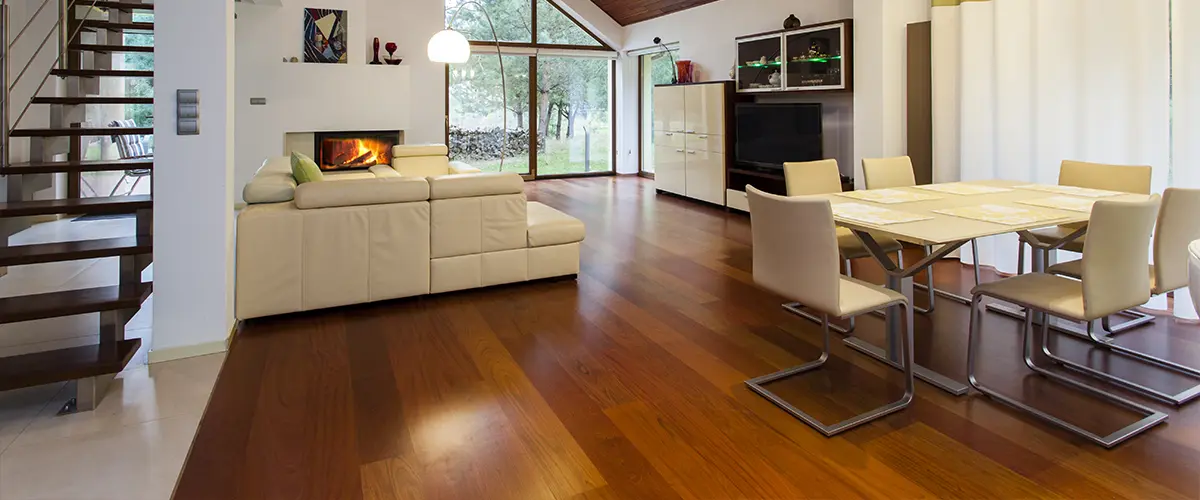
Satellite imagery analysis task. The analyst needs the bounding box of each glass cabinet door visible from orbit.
[784,24,846,90]
[736,35,783,92]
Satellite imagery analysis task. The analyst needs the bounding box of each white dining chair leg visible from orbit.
[109,173,130,197]
[747,304,914,437]
[965,293,1168,448]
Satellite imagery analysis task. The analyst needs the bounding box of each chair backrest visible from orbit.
[746,186,841,314]
[1059,160,1152,195]
[1081,195,1161,319]
[109,119,150,159]
[392,144,451,177]
[783,159,843,196]
[861,156,916,189]
[1152,188,1200,294]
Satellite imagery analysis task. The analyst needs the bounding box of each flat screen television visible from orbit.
[734,102,823,170]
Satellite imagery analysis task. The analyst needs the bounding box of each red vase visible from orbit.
[676,60,694,83]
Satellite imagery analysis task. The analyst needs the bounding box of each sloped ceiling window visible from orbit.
[536,0,603,47]
[445,0,532,43]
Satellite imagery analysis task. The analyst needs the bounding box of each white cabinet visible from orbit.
[650,82,730,206]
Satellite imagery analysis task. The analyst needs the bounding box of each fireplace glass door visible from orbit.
[314,131,400,171]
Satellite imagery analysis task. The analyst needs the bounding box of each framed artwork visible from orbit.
[303,8,347,64]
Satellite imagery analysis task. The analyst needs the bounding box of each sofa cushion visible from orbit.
[527,202,585,247]
[291,152,324,184]
[428,172,523,200]
[448,161,482,174]
[295,177,430,209]
[243,157,298,204]
[394,144,449,158]
[369,164,402,178]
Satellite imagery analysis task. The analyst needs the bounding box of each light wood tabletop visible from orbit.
[811,180,1151,246]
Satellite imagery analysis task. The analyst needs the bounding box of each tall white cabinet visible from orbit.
[651,82,731,206]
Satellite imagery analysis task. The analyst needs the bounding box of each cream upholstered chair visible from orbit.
[745,186,914,436]
[967,196,1168,447]
[861,156,981,311]
[781,159,903,334]
[1044,188,1200,405]
[1018,160,1154,334]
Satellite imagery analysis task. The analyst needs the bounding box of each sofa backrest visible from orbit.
[426,172,528,260]
[393,144,451,177]
[295,177,430,209]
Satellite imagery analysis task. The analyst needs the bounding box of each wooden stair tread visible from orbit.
[0,236,152,267]
[0,339,141,391]
[69,43,154,53]
[0,283,152,324]
[92,1,154,10]
[79,20,153,31]
[0,194,151,217]
[10,127,153,137]
[51,69,153,78]
[31,96,153,105]
[0,158,152,175]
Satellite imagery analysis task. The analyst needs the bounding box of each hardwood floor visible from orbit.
[176,176,1200,499]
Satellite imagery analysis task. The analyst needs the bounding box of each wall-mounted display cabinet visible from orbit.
[735,19,852,94]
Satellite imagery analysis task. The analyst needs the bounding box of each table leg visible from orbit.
[847,232,970,396]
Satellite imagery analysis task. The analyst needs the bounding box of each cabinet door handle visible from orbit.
[675,149,685,153]
[686,150,697,155]
[697,135,708,139]
[664,132,673,136]
[686,130,696,133]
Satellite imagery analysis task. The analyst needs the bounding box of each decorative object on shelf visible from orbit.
[768,71,781,86]
[303,8,347,64]
[384,41,401,64]
[676,60,694,83]
[290,56,300,63]
[759,56,768,65]
[784,14,801,29]
[774,55,781,63]
[282,57,288,63]
[370,37,383,64]
[432,0,508,167]
[653,37,678,84]
[729,65,735,79]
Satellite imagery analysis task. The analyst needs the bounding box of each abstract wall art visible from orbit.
[303,8,347,64]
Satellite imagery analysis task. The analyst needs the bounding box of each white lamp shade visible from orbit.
[427,29,470,63]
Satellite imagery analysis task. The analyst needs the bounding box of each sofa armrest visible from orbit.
[369,164,402,178]
[295,177,429,209]
[243,157,297,204]
[448,161,482,175]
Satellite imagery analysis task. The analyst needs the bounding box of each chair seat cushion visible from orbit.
[836,276,908,318]
[1027,226,1086,253]
[1048,259,1158,293]
[837,228,903,260]
[972,273,1087,321]
[527,202,585,247]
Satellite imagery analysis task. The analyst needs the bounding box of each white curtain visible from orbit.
[931,0,1200,319]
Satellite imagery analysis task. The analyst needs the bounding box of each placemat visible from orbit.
[836,188,943,204]
[1016,196,1096,213]
[911,183,1013,196]
[832,203,934,225]
[932,204,1070,226]
[1013,184,1123,198]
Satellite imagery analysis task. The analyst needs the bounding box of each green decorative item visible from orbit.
[290,152,324,184]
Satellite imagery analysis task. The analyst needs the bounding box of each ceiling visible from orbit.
[590,0,721,25]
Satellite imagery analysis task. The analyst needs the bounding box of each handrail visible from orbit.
[10,0,103,130]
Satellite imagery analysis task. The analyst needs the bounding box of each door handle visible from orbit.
[675,149,685,153]
[686,151,697,155]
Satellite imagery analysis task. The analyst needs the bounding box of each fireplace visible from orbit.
[313,130,400,171]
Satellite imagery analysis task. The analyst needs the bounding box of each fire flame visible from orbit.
[355,140,377,165]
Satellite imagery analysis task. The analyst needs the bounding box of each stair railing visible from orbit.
[0,0,103,169]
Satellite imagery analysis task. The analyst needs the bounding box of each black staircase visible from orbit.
[0,0,153,412]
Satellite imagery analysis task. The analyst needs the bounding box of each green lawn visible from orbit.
[467,140,611,176]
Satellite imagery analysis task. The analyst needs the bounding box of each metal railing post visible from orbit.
[2,1,10,170]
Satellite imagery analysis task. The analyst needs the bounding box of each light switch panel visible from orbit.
[250,97,267,105]
[177,89,199,135]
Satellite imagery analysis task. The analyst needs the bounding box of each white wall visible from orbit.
[233,0,434,201]
[152,0,236,361]
[852,0,929,188]
[617,0,855,175]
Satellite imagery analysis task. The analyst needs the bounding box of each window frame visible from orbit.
[444,0,617,180]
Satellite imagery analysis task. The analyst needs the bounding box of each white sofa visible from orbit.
[235,144,585,320]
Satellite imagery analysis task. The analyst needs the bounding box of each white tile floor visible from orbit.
[0,217,223,499]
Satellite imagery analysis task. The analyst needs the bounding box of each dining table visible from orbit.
[808,179,1152,395]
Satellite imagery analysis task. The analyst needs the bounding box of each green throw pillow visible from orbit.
[290,152,324,184]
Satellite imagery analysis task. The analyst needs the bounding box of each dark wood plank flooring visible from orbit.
[176,176,1200,499]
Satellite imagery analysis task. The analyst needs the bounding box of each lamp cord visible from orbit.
[658,42,678,84]
[447,1,506,169]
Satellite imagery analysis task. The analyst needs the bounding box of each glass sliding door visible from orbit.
[535,56,613,176]
[448,54,532,174]
[639,49,677,176]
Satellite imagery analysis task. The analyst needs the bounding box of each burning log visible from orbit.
[339,150,376,167]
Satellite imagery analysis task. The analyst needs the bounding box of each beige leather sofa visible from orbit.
[235,144,585,320]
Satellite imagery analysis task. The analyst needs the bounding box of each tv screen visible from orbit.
[734,103,823,170]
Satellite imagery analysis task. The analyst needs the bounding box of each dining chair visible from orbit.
[1043,187,1200,405]
[781,159,904,334]
[745,186,915,436]
[108,119,153,196]
[861,156,981,311]
[1017,160,1153,333]
[967,195,1168,447]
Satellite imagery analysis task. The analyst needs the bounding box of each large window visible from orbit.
[639,49,677,175]
[445,0,615,178]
